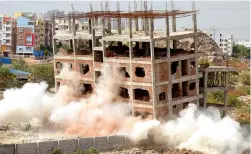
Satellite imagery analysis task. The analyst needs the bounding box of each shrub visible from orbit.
[0,67,20,90]
[27,64,55,88]
[229,74,238,85]
[85,147,99,154]
[73,149,83,154]
[11,58,28,71]
[228,94,243,108]
[238,118,250,124]
[51,147,63,154]
[240,71,250,85]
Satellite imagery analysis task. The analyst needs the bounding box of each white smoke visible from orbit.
[0,64,249,154]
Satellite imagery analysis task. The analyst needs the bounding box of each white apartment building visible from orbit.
[207,30,233,56]
[235,40,251,48]
[0,15,16,55]
[219,34,233,56]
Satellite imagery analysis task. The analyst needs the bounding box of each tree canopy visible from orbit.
[232,44,250,58]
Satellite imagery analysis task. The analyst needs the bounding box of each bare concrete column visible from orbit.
[150,39,156,119]
[52,38,57,91]
[129,13,132,38]
[88,18,92,34]
[171,1,177,50]
[52,15,55,36]
[73,39,76,72]
[134,1,138,31]
[117,17,122,35]
[68,18,72,33]
[129,39,134,116]
[72,19,76,36]
[149,18,154,39]
[224,72,229,116]
[101,16,106,63]
[166,15,172,116]
[192,1,199,106]
[203,70,208,108]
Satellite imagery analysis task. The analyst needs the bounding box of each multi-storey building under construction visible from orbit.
[52,1,237,120]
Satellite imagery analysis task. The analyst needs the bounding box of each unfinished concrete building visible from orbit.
[52,1,236,120]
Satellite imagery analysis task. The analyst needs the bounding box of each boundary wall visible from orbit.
[0,135,133,154]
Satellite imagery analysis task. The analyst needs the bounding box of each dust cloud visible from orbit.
[0,64,249,154]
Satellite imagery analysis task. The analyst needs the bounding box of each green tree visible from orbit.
[232,44,250,58]
[0,67,20,90]
[12,59,28,71]
[44,49,49,56]
[27,64,55,88]
[56,42,63,49]
[40,44,46,51]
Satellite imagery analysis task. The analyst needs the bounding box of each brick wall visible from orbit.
[132,63,152,83]
[155,85,168,103]
[55,59,74,75]
[155,62,169,83]
[75,60,94,79]
[132,85,153,105]
[156,107,169,119]
[108,62,131,82]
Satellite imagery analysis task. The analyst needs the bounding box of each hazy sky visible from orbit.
[0,1,250,40]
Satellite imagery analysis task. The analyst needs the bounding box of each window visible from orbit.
[19,28,23,32]
[119,87,129,98]
[159,92,166,101]
[79,64,89,75]
[134,89,150,101]
[189,82,196,90]
[135,67,145,77]
[26,41,32,45]
[26,47,32,51]
[19,47,23,51]
[56,62,63,69]
[28,22,34,25]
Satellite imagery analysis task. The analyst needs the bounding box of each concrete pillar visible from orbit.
[203,70,208,108]
[223,72,229,116]
[144,18,149,36]
[166,16,173,116]
[150,39,156,119]
[68,18,72,33]
[73,39,76,72]
[107,18,111,34]
[149,18,154,39]
[134,18,138,31]
[129,39,134,116]
[52,16,55,36]
[72,19,76,36]
[129,16,132,38]
[88,18,92,34]
[52,38,57,91]
[117,17,122,34]
[171,1,177,50]
[192,1,199,106]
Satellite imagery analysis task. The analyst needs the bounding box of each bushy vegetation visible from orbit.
[232,44,250,59]
[207,90,245,108]
[240,71,250,85]
[51,147,63,154]
[0,59,54,90]
[85,147,99,154]
[27,64,55,89]
[0,67,21,91]
[12,59,28,71]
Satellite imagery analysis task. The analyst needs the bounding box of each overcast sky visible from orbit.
[0,1,250,40]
